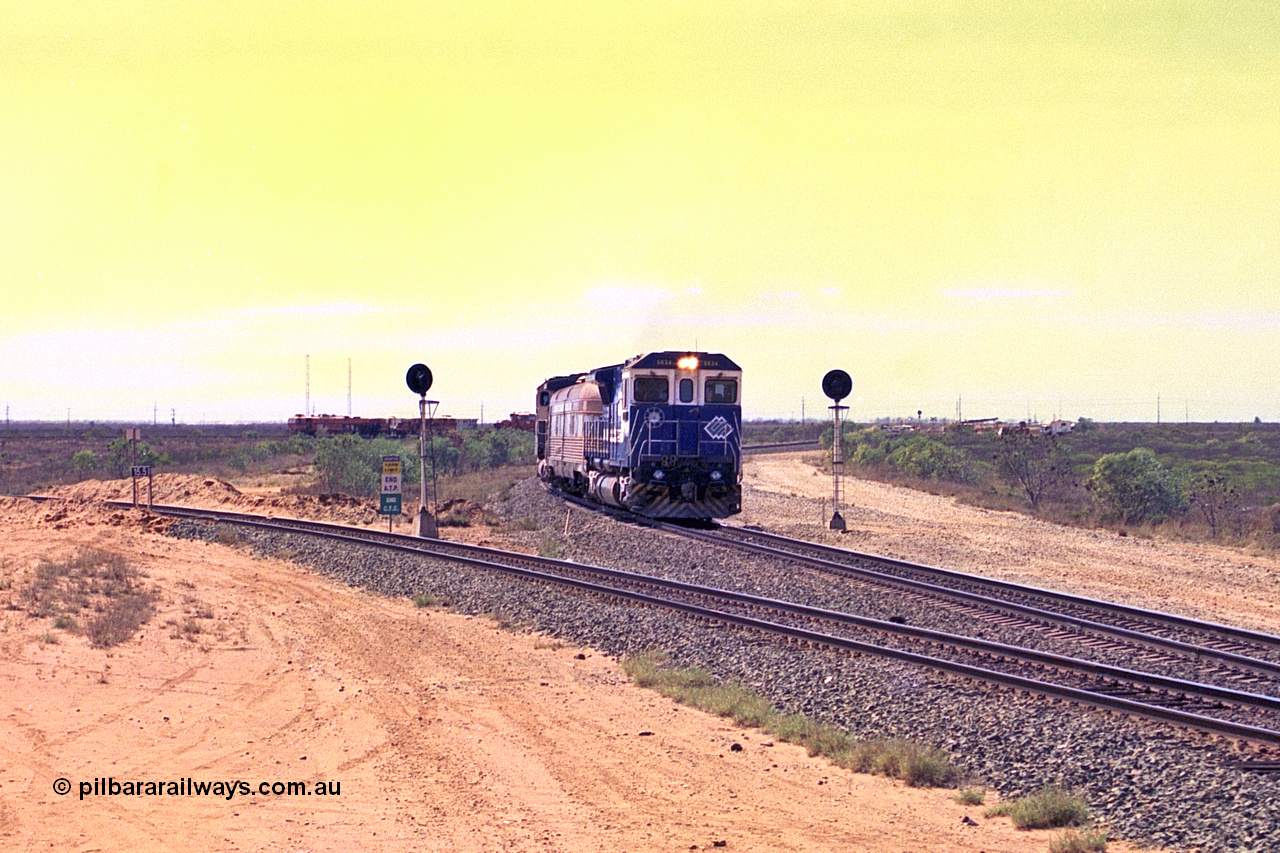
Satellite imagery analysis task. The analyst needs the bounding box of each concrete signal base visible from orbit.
[416,508,438,539]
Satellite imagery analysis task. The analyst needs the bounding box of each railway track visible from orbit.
[56,497,1280,749]
[645,519,1280,693]
[741,440,822,454]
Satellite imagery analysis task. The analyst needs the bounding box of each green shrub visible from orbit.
[886,436,975,483]
[1086,448,1184,523]
[72,449,99,474]
[312,435,420,497]
[954,788,985,805]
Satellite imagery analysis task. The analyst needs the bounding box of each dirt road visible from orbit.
[0,463,1179,852]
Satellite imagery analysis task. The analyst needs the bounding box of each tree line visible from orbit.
[822,422,1279,544]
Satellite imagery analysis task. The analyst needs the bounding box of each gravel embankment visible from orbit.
[170,478,1280,853]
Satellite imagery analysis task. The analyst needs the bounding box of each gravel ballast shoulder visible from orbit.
[171,478,1280,853]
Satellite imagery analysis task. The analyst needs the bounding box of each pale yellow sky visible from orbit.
[2,2,1277,423]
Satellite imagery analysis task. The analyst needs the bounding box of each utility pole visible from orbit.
[347,358,352,417]
[305,354,311,417]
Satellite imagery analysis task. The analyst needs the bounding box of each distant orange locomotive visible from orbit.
[286,414,413,438]
[287,414,487,437]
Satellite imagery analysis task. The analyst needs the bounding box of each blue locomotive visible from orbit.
[536,352,742,519]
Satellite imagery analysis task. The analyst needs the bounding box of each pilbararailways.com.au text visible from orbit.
[61,777,342,801]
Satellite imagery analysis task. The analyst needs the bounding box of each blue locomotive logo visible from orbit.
[703,416,734,440]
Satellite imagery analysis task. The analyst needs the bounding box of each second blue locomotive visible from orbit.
[536,352,742,519]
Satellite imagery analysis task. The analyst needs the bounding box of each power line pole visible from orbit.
[347,358,352,417]
[305,354,311,416]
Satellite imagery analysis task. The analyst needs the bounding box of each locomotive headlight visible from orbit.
[710,470,723,482]
[652,468,665,481]
[677,355,699,371]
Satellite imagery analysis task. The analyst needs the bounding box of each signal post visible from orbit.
[406,363,438,538]
[822,370,853,532]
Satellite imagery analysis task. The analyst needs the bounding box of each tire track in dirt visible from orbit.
[1,484,1160,853]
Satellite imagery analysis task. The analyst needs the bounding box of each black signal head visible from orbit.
[406,363,433,395]
[822,369,852,402]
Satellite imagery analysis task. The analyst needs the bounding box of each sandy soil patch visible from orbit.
[0,470,1174,851]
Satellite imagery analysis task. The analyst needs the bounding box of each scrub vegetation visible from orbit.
[0,421,534,501]
[12,549,157,648]
[813,419,1280,550]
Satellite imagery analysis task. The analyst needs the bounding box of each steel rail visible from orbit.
[741,440,822,454]
[646,520,1280,681]
[129,499,1280,746]
[715,523,1280,653]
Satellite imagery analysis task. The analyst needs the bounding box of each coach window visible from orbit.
[634,377,668,403]
[704,379,737,404]
[678,378,694,403]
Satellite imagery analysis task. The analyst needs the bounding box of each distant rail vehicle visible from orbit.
[537,352,742,519]
[287,414,408,438]
[287,414,473,438]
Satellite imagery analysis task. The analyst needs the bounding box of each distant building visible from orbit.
[996,419,1076,437]
[1044,419,1076,435]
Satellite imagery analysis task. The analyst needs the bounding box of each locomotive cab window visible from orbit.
[678,378,694,403]
[704,379,737,404]
[634,377,668,403]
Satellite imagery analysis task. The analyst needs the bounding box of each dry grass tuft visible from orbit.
[17,550,157,648]
[1049,827,1109,852]
[986,786,1091,830]
[623,651,957,787]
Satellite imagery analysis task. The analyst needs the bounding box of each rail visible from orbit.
[40,494,1280,748]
